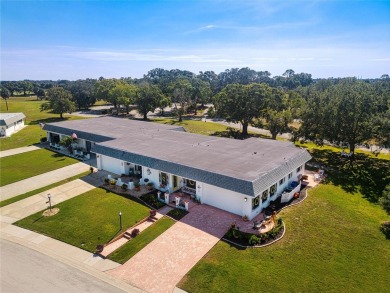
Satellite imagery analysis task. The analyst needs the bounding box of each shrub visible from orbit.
[249,235,261,245]
[104,178,110,185]
[139,192,166,209]
[380,221,390,239]
[40,137,47,143]
[167,208,188,220]
[109,179,117,185]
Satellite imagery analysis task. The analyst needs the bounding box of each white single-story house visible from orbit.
[0,113,26,137]
[43,117,311,220]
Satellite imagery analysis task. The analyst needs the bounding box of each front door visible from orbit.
[86,141,92,152]
[173,175,178,190]
[160,172,168,186]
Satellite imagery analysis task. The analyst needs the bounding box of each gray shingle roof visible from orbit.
[44,117,312,196]
[0,113,25,126]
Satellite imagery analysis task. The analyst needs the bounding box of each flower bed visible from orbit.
[224,218,284,247]
[167,208,188,221]
[140,191,166,209]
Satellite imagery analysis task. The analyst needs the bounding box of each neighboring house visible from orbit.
[0,113,26,137]
[43,117,311,220]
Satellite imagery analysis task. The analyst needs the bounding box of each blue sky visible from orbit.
[1,0,389,80]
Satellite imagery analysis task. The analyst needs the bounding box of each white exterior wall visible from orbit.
[202,183,246,217]
[100,155,125,175]
[1,119,24,137]
[141,167,160,187]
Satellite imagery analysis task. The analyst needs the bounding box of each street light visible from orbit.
[119,211,122,230]
[46,193,52,212]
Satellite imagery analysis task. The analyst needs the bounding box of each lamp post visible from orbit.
[46,194,52,212]
[119,211,122,230]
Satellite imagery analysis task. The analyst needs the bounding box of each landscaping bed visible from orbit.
[139,190,166,209]
[223,218,284,247]
[166,208,188,220]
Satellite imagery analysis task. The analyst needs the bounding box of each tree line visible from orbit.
[1,69,389,153]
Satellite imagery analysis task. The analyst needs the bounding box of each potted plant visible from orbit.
[147,182,154,190]
[131,228,140,237]
[109,179,117,188]
[121,183,128,192]
[95,244,104,253]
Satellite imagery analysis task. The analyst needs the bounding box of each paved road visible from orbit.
[0,239,126,293]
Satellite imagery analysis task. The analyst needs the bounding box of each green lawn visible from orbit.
[15,188,150,252]
[153,118,230,136]
[0,171,90,208]
[296,141,389,161]
[179,184,390,293]
[109,217,175,264]
[0,149,79,186]
[0,97,86,151]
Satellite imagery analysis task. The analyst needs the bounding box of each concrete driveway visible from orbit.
[108,204,238,293]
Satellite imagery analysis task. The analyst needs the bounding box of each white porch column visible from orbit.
[196,182,203,202]
[96,154,102,170]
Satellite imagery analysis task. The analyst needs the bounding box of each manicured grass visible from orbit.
[109,217,175,264]
[0,97,86,151]
[15,188,150,252]
[179,184,390,293]
[153,118,230,136]
[0,125,48,151]
[296,141,389,160]
[0,149,79,186]
[0,171,90,208]
[304,148,390,203]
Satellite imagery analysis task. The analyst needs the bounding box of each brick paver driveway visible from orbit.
[107,204,239,293]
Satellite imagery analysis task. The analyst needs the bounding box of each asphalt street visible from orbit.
[0,239,126,293]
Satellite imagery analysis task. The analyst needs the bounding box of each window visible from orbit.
[270,183,277,196]
[296,166,302,173]
[262,190,268,202]
[252,195,260,210]
[288,172,292,179]
[279,178,285,185]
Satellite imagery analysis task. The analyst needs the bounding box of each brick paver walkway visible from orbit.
[107,204,238,293]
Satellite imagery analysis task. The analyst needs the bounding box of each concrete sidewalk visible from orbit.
[0,179,96,224]
[0,173,143,292]
[0,162,90,201]
[0,145,40,158]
